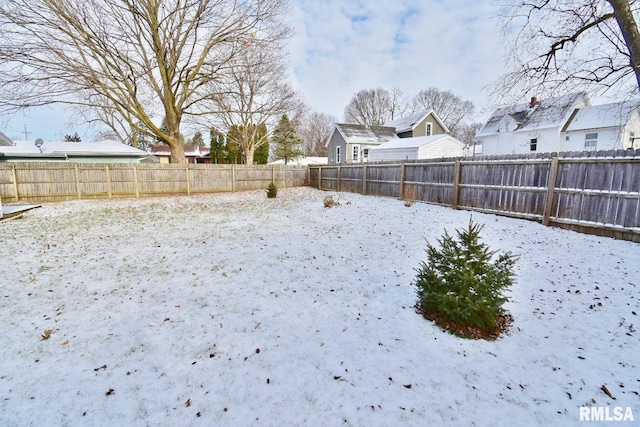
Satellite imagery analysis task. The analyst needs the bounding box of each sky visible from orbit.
[1,0,508,142]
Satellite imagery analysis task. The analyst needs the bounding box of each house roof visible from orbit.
[0,140,153,159]
[564,99,640,132]
[384,110,449,134]
[148,144,210,158]
[476,92,588,137]
[371,134,463,150]
[0,131,13,146]
[328,124,398,147]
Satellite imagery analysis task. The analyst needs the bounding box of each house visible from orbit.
[0,140,157,163]
[384,110,448,138]
[369,134,465,162]
[148,144,211,164]
[475,92,590,155]
[325,124,398,164]
[562,100,640,151]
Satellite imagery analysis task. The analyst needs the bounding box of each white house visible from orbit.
[475,93,640,155]
[475,92,589,155]
[562,100,640,151]
[369,134,465,161]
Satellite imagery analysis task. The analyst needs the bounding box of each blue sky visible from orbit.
[1,0,507,142]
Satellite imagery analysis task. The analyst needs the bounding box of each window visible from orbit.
[352,145,360,162]
[630,132,635,148]
[530,138,537,152]
[565,135,570,141]
[426,122,433,136]
[335,146,341,163]
[585,133,598,148]
[363,148,369,162]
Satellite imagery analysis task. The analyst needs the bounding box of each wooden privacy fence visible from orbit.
[310,150,640,242]
[0,162,308,203]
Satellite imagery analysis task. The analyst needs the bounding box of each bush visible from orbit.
[323,195,335,208]
[414,217,517,338]
[266,182,277,198]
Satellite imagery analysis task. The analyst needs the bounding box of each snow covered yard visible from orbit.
[1,187,638,426]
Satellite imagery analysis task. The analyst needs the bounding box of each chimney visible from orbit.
[530,96,538,108]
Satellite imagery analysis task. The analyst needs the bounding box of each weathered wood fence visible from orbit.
[0,163,308,203]
[310,150,640,242]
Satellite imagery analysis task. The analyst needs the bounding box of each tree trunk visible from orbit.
[244,146,255,165]
[169,142,186,164]
[608,0,640,92]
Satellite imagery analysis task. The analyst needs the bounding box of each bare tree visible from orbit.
[206,41,302,164]
[297,111,336,157]
[496,0,640,103]
[411,87,475,137]
[0,0,290,163]
[344,88,403,126]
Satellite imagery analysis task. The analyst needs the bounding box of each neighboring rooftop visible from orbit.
[0,131,14,146]
[564,99,640,132]
[476,92,589,137]
[333,124,398,145]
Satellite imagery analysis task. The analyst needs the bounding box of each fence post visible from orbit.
[74,164,82,200]
[543,157,560,226]
[105,165,112,199]
[318,167,322,190]
[185,164,191,196]
[452,160,461,209]
[362,164,368,195]
[231,165,236,192]
[337,166,342,192]
[133,165,140,198]
[11,164,19,201]
[399,163,406,199]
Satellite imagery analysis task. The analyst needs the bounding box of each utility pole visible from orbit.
[22,124,31,141]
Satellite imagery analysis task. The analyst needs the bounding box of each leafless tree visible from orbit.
[344,88,405,126]
[496,0,640,103]
[411,87,475,137]
[297,111,336,157]
[206,41,303,164]
[0,0,291,163]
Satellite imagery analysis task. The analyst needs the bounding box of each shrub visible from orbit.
[414,217,517,338]
[266,182,278,198]
[323,195,335,208]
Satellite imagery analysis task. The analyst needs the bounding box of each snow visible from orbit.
[4,140,148,155]
[564,100,640,132]
[1,187,639,426]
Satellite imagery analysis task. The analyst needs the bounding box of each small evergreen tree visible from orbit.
[272,114,304,164]
[266,182,277,198]
[414,218,517,338]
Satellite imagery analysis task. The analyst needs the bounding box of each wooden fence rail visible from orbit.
[310,150,640,242]
[0,162,308,203]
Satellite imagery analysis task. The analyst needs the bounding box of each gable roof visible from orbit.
[384,110,449,134]
[564,99,640,132]
[328,124,398,146]
[476,92,588,137]
[371,134,463,150]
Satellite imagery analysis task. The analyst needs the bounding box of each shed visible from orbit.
[369,135,465,161]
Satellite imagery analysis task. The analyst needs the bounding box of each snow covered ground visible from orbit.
[1,187,638,426]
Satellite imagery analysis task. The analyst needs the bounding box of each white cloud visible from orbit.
[289,0,506,122]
